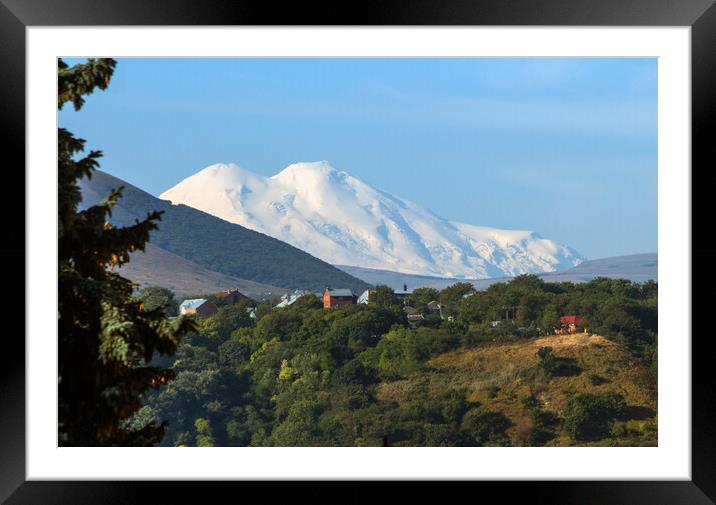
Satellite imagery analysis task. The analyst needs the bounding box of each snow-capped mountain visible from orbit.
[159,161,584,279]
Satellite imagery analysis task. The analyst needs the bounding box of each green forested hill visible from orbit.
[79,170,371,293]
[132,275,657,447]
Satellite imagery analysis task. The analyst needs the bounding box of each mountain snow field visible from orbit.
[159,162,584,279]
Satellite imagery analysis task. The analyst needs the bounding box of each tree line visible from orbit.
[128,274,657,446]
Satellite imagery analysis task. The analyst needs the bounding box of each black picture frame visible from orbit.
[2,0,714,503]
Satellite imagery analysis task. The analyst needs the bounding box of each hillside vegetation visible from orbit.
[129,275,657,447]
[79,170,370,293]
[378,332,656,446]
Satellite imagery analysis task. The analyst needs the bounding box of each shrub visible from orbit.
[528,409,559,445]
[588,373,609,386]
[461,408,512,446]
[537,346,557,376]
[563,393,626,441]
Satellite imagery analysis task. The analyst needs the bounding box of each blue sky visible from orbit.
[59,58,657,259]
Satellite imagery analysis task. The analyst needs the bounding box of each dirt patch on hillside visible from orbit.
[532,332,615,351]
[430,332,615,369]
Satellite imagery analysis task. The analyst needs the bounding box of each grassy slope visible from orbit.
[118,243,289,299]
[377,332,657,446]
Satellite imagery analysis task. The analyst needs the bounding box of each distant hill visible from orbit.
[79,170,371,293]
[337,253,657,291]
[118,243,288,299]
[539,253,657,283]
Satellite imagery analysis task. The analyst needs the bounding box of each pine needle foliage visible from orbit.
[58,58,195,446]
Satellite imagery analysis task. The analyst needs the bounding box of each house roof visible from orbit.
[357,291,371,304]
[216,289,245,299]
[560,315,583,325]
[180,298,208,311]
[277,292,315,308]
[326,288,354,297]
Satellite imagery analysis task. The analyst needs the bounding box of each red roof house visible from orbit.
[559,315,585,334]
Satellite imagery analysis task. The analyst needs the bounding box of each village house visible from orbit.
[357,289,373,305]
[275,290,315,308]
[403,305,419,316]
[215,288,249,305]
[358,285,413,306]
[323,288,356,308]
[402,305,424,327]
[558,315,585,334]
[395,290,413,305]
[179,298,218,317]
[395,283,412,305]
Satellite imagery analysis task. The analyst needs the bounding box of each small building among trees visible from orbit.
[357,289,373,305]
[323,288,356,308]
[215,288,249,305]
[558,315,585,334]
[179,298,218,317]
[276,289,315,308]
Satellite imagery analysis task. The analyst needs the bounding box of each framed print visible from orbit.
[2,0,715,503]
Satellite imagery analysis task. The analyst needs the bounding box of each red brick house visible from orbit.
[558,315,585,334]
[323,288,356,309]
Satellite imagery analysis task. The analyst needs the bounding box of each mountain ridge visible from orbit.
[118,243,288,298]
[78,170,371,293]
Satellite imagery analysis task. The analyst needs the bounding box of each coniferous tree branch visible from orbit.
[58,58,195,446]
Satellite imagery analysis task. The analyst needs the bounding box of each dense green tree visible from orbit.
[327,306,404,353]
[255,310,303,342]
[198,301,255,347]
[194,417,215,447]
[58,58,194,446]
[287,293,323,311]
[409,287,440,312]
[138,285,178,316]
[439,282,476,305]
[254,299,276,321]
[218,337,252,369]
[369,284,401,308]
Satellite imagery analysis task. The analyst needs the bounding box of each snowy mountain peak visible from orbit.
[199,162,244,178]
[182,162,263,188]
[274,160,337,177]
[160,161,585,279]
[271,161,356,196]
